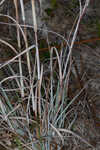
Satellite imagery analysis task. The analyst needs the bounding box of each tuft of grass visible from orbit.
[0,0,94,150]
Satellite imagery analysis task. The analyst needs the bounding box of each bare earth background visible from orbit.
[0,0,100,149]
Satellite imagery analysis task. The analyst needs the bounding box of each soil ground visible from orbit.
[0,0,100,149]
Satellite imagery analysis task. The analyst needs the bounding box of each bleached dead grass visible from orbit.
[0,0,94,149]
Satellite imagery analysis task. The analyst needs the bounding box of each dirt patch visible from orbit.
[0,0,100,149]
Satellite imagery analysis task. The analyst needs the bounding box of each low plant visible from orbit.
[0,0,94,150]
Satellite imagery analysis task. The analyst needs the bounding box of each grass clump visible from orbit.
[0,0,95,150]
